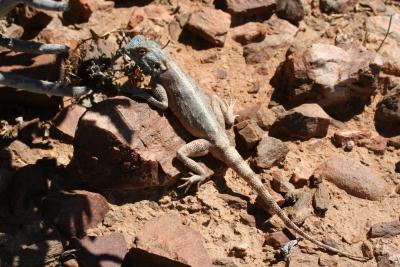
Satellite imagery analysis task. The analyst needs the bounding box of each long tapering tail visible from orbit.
[221,145,370,262]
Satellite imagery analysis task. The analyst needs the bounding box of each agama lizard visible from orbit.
[120,35,369,262]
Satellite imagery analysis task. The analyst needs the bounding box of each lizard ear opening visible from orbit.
[136,47,148,56]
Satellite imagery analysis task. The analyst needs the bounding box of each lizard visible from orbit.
[119,35,370,262]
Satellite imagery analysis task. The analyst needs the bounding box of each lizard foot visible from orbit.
[226,98,239,126]
[177,174,208,194]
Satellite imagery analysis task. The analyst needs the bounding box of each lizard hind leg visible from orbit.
[176,139,212,193]
[211,95,238,128]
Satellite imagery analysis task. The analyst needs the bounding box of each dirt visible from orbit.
[1,0,400,266]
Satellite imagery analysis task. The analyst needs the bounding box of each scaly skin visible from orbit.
[121,35,370,262]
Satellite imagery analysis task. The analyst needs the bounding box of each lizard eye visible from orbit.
[137,47,147,56]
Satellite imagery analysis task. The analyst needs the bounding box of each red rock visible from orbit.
[236,104,278,130]
[37,27,79,52]
[256,187,285,213]
[375,86,400,136]
[313,155,392,200]
[52,105,86,140]
[235,120,264,151]
[359,0,386,14]
[332,130,372,147]
[186,7,231,47]
[223,0,276,24]
[252,135,289,170]
[64,0,97,23]
[71,233,128,267]
[291,160,313,187]
[243,17,298,64]
[271,103,331,140]
[126,213,213,267]
[231,22,267,45]
[320,0,357,13]
[369,220,400,238]
[72,97,211,191]
[41,190,109,237]
[276,0,306,23]
[128,5,173,30]
[358,135,388,155]
[264,231,290,248]
[3,140,43,169]
[63,259,79,267]
[270,170,295,194]
[313,182,330,215]
[272,43,382,110]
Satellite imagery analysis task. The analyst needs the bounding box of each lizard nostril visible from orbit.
[153,63,160,69]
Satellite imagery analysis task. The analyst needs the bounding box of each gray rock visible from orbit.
[252,135,289,170]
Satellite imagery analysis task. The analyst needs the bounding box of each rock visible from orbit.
[320,0,357,13]
[313,155,392,200]
[396,161,400,173]
[270,103,331,140]
[264,231,291,248]
[365,15,400,44]
[0,51,61,108]
[291,160,313,187]
[318,255,338,267]
[369,220,400,238]
[358,135,388,155]
[15,5,53,32]
[221,0,276,24]
[71,233,128,267]
[276,0,306,23]
[239,212,256,227]
[287,252,319,266]
[218,193,248,210]
[186,7,231,47]
[2,140,43,169]
[236,104,278,130]
[361,241,374,258]
[288,190,313,225]
[125,213,213,267]
[37,26,79,51]
[3,23,24,40]
[72,97,207,191]
[270,170,295,194]
[272,43,382,112]
[63,0,97,23]
[235,120,264,151]
[374,242,400,267]
[252,135,289,170]
[388,136,400,149]
[313,182,330,215]
[243,17,298,64]
[229,243,249,258]
[379,46,400,77]
[231,22,267,45]
[128,5,174,30]
[63,259,79,267]
[332,130,372,147]
[52,105,87,140]
[256,187,285,213]
[359,0,386,14]
[14,238,64,267]
[375,86,400,136]
[41,190,109,237]
[213,259,238,267]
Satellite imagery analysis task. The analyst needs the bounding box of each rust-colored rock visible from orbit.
[375,86,400,136]
[52,104,87,140]
[291,160,313,187]
[186,7,231,46]
[264,231,290,248]
[63,0,97,23]
[71,233,128,267]
[72,97,207,191]
[41,190,109,237]
[235,120,264,151]
[231,22,267,45]
[252,135,288,170]
[223,0,276,24]
[313,155,392,200]
[126,213,213,267]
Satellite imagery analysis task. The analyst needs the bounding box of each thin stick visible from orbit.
[0,71,91,97]
[0,34,69,54]
[376,15,393,52]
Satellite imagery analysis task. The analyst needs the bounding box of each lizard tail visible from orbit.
[221,145,371,262]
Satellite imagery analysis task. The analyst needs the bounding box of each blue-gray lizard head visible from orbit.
[122,35,168,77]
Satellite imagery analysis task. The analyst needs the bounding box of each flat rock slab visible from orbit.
[125,213,213,267]
[52,104,87,139]
[41,190,109,237]
[369,220,400,238]
[313,155,392,200]
[73,97,211,191]
[71,233,128,267]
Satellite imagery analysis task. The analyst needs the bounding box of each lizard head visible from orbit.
[122,35,168,77]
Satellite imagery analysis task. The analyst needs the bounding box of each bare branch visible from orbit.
[0,34,69,54]
[376,15,393,52]
[0,71,91,97]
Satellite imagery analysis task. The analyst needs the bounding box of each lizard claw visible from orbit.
[177,174,207,194]
[226,98,239,126]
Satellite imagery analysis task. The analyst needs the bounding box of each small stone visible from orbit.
[361,241,374,258]
[63,0,97,23]
[125,213,213,267]
[320,0,357,13]
[270,103,331,140]
[388,136,400,149]
[229,243,249,258]
[239,212,256,227]
[396,162,400,173]
[222,0,276,24]
[231,22,267,45]
[213,258,238,267]
[270,170,295,194]
[2,140,43,169]
[358,135,388,155]
[52,105,87,140]
[71,233,128,267]
[235,120,264,151]
[41,190,109,237]
[332,130,372,147]
[359,0,386,14]
[313,155,392,200]
[186,7,231,47]
[218,194,248,210]
[247,81,260,94]
[217,69,228,80]
[264,231,291,248]
[374,242,400,267]
[318,254,338,267]
[63,259,79,267]
[276,0,306,23]
[291,161,313,188]
[313,183,330,216]
[375,86,400,136]
[369,220,400,238]
[252,135,289,170]
[288,190,313,225]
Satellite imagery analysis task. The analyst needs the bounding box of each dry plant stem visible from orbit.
[0,34,69,54]
[0,71,90,97]
[376,15,393,52]
[0,0,69,17]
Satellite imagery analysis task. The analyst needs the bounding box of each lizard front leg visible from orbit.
[211,95,237,128]
[124,82,168,110]
[176,139,212,193]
